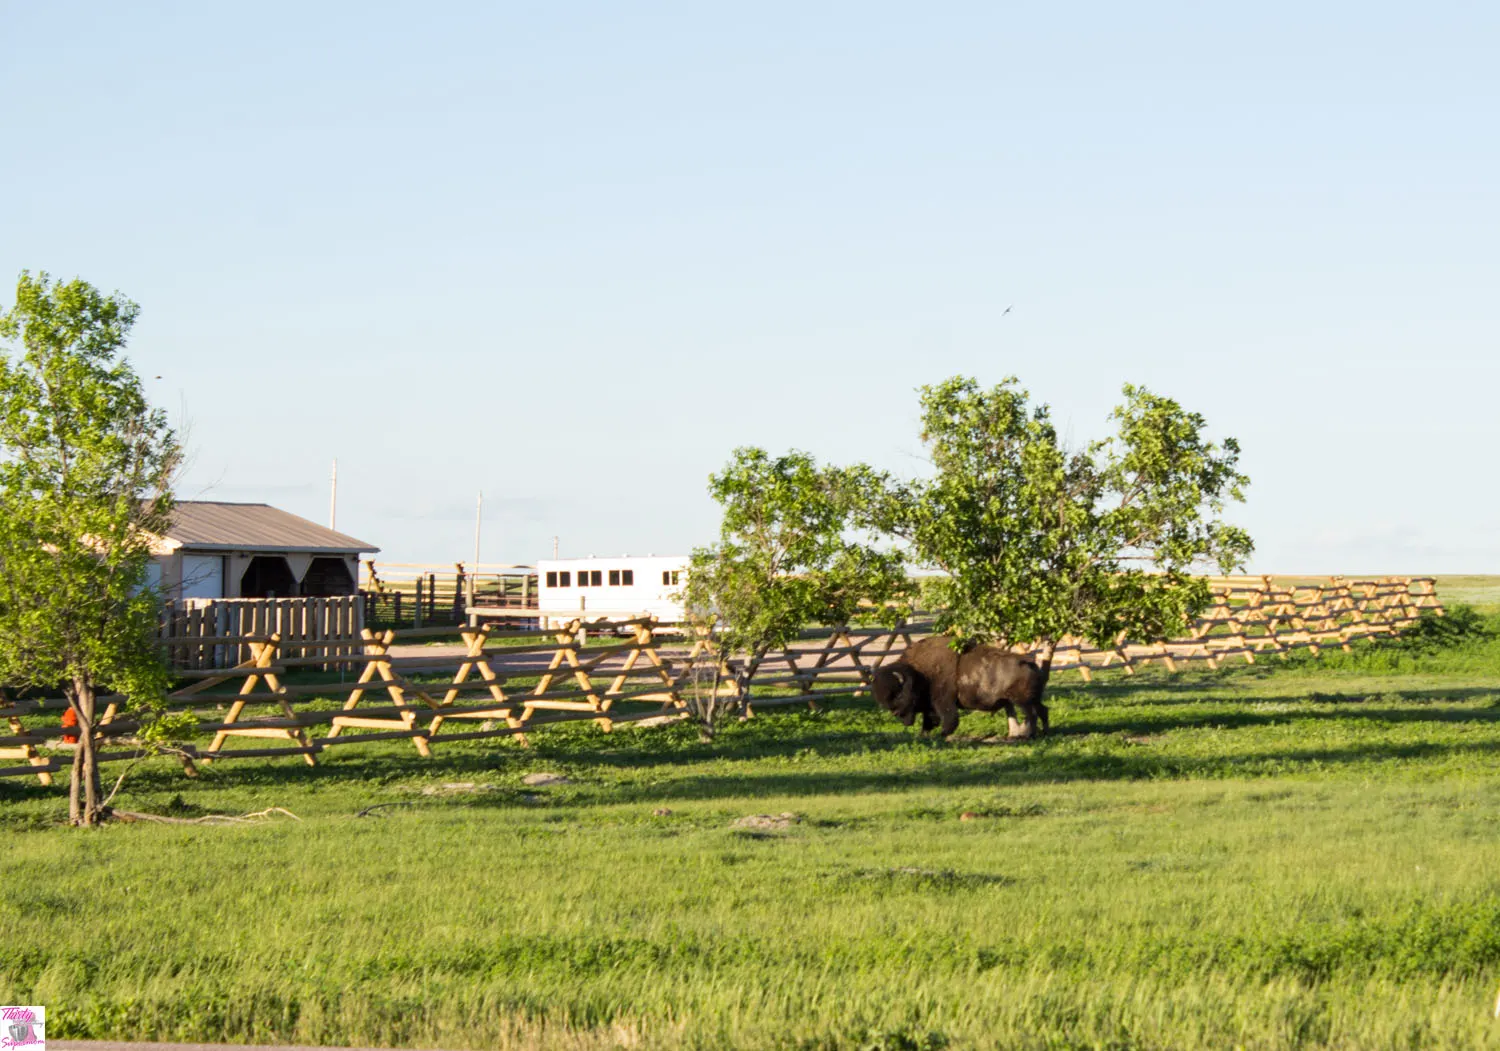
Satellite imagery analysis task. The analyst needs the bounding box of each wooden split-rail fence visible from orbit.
[0,576,1443,785]
[1043,574,1442,678]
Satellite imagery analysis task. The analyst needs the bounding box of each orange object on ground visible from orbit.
[60,707,79,744]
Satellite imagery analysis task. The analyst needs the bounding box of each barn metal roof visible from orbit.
[164,501,379,554]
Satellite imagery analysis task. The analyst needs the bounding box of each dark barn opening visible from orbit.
[301,556,356,596]
[240,556,298,598]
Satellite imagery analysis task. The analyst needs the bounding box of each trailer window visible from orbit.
[587,570,602,587]
[608,569,620,586]
[622,569,634,585]
[662,570,680,586]
[546,571,558,588]
[559,571,571,586]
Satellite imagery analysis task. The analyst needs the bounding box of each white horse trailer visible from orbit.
[535,555,689,627]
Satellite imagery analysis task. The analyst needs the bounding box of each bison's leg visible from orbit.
[936,697,961,738]
[920,710,940,734]
[1011,703,1039,739]
[1006,702,1038,740]
[1034,699,1050,734]
[1002,701,1022,739]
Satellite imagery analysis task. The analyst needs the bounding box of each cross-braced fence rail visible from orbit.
[0,576,1443,784]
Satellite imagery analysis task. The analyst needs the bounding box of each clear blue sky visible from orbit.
[4,2,1496,572]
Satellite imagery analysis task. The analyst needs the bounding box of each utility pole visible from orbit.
[468,490,483,628]
[329,459,338,530]
[473,491,483,568]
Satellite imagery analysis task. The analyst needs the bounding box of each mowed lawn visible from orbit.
[3,588,1500,1049]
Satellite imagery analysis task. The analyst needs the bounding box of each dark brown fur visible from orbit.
[871,635,1052,739]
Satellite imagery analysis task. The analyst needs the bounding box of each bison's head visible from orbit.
[872,664,922,725]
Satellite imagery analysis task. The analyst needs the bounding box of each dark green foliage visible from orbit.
[686,448,912,653]
[1386,605,1497,654]
[863,377,1251,650]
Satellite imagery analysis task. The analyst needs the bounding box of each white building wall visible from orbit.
[180,553,225,600]
[144,558,165,595]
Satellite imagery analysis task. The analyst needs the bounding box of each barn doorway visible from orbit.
[239,556,298,598]
[301,556,356,596]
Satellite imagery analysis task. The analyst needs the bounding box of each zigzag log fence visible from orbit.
[0,576,1443,785]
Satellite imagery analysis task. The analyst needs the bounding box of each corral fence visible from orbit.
[0,575,1443,785]
[359,562,538,630]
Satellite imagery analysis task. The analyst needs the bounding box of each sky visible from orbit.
[2,2,1497,573]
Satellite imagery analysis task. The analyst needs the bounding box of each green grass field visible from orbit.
[3,579,1500,1050]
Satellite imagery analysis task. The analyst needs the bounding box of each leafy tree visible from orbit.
[0,272,181,825]
[863,376,1251,662]
[682,448,910,739]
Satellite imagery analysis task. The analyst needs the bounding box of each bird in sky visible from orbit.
[1002,306,1012,316]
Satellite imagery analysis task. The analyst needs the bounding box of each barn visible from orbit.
[148,501,379,602]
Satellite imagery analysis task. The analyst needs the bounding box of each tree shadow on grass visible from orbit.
[456,736,1500,805]
[90,721,1500,810]
[1057,699,1500,738]
[1051,682,1499,708]
[10,685,1499,809]
[171,719,921,789]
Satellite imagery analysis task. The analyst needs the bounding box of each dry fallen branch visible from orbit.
[356,801,416,818]
[108,806,300,825]
[101,743,199,810]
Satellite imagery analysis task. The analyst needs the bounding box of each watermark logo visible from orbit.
[1,1007,44,1050]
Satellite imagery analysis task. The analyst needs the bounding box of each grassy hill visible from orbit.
[3,592,1500,1049]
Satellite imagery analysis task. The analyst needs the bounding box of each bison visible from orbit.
[871,635,1052,740]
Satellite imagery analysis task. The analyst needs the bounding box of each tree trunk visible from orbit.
[737,648,764,719]
[67,677,105,827]
[690,658,725,743]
